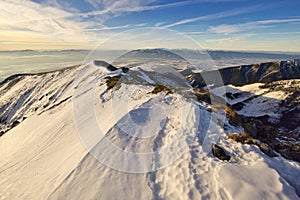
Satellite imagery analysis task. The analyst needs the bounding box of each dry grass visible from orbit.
[105,76,121,90]
[151,84,173,95]
[228,132,257,145]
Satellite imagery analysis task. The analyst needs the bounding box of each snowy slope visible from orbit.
[0,66,79,134]
[0,63,299,199]
[212,80,300,131]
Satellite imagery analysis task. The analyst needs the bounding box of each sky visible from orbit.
[1,0,300,52]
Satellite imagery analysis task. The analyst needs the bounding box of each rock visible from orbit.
[212,144,231,161]
[258,142,276,157]
[122,67,129,73]
[226,106,242,126]
[194,88,211,104]
[187,60,300,88]
[11,120,20,128]
[243,122,257,137]
[93,60,118,71]
[231,102,245,111]
[275,142,300,162]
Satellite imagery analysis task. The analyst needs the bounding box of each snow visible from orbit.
[211,83,268,105]
[136,70,156,84]
[219,161,297,199]
[211,83,289,119]
[0,64,299,199]
[0,99,87,200]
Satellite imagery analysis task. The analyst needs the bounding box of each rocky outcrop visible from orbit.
[227,112,300,162]
[94,60,118,71]
[187,59,300,88]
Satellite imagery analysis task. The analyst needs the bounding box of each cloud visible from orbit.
[0,0,92,33]
[0,0,155,50]
[209,18,300,34]
[81,0,188,19]
[85,23,147,31]
[42,0,80,13]
[163,5,261,28]
[204,34,254,44]
[82,0,251,22]
[182,31,207,35]
[0,0,98,49]
[43,0,61,8]
[155,22,166,27]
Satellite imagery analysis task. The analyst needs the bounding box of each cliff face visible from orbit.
[188,59,300,88]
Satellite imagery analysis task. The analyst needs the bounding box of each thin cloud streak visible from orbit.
[163,5,262,28]
[209,18,300,34]
[80,1,189,18]
[80,0,247,19]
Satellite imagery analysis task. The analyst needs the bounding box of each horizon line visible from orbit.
[1,48,300,54]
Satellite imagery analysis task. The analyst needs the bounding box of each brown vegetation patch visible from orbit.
[105,76,121,90]
[151,84,173,95]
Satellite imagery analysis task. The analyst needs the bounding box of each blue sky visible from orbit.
[1,0,300,51]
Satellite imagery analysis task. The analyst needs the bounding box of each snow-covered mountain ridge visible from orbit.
[0,59,300,199]
[0,65,79,135]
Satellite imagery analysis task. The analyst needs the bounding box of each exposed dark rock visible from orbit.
[122,67,129,73]
[93,60,118,71]
[225,92,243,100]
[226,106,242,126]
[274,142,300,162]
[258,142,276,157]
[212,144,231,161]
[226,106,299,161]
[242,122,257,138]
[194,88,211,104]
[231,102,245,111]
[49,94,56,101]
[39,96,72,115]
[187,59,300,88]
[11,120,20,128]
[232,92,243,98]
[225,92,234,100]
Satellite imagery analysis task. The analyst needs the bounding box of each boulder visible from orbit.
[212,144,231,161]
[122,67,129,73]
